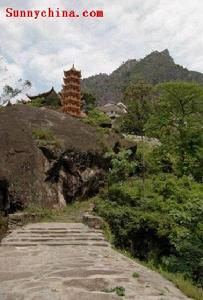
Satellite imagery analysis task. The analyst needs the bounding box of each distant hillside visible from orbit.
[82,49,203,105]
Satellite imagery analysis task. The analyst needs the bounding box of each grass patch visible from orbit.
[24,198,95,223]
[132,272,140,278]
[32,128,62,148]
[117,249,203,300]
[0,106,5,112]
[27,98,44,108]
[157,270,203,300]
[104,286,125,297]
[82,109,112,138]
[115,286,125,297]
[82,109,111,127]
[27,96,60,109]
[101,221,113,243]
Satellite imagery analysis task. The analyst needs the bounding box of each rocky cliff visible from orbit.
[0,105,126,213]
[82,49,203,105]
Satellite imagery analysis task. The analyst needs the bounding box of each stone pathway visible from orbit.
[0,223,192,300]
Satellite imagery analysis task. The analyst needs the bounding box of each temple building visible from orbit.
[60,65,83,117]
[27,87,60,107]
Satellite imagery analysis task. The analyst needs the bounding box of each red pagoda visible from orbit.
[60,65,82,117]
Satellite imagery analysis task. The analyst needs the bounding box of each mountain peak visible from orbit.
[143,49,174,64]
[82,49,203,105]
[161,49,170,56]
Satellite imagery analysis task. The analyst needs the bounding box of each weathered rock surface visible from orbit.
[0,223,192,300]
[83,213,104,229]
[0,105,129,212]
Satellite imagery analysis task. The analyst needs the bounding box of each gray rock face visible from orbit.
[0,105,111,211]
[83,213,104,229]
[0,223,192,300]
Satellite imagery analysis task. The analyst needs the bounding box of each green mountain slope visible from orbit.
[82,49,203,105]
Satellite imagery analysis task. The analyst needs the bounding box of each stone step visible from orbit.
[0,222,191,300]
[11,230,103,234]
[26,227,101,231]
[9,230,103,234]
[5,237,105,242]
[23,227,102,230]
[5,234,105,240]
[6,233,104,238]
[9,235,105,240]
[1,241,109,247]
[2,223,108,248]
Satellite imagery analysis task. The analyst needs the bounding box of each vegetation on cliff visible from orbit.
[95,80,203,294]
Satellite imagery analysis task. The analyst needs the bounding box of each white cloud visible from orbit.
[0,0,203,93]
[0,56,22,90]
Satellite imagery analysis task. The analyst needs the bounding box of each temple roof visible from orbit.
[27,87,58,100]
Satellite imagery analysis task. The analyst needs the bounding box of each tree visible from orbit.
[1,80,31,105]
[120,80,154,135]
[82,92,96,112]
[146,81,203,180]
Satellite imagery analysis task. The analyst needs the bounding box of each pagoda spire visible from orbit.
[60,65,82,117]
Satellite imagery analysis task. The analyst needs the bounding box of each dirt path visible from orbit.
[0,223,192,300]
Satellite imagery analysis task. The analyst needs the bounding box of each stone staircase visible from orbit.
[0,223,192,300]
[1,223,108,247]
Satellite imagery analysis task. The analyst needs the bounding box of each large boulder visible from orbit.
[0,105,121,212]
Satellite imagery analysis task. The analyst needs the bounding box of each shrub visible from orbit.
[27,97,44,108]
[27,94,60,109]
[105,150,138,184]
[32,128,62,148]
[95,175,203,286]
[104,286,125,297]
[83,109,111,128]
[132,272,140,278]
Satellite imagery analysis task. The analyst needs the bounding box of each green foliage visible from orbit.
[104,150,137,184]
[118,249,203,300]
[132,272,140,278]
[28,93,60,109]
[83,109,111,128]
[95,175,203,286]
[146,81,203,181]
[27,97,44,107]
[157,271,203,300]
[101,221,113,243]
[44,94,60,108]
[0,106,5,112]
[32,128,62,148]
[114,286,125,297]
[93,79,203,292]
[104,286,125,297]
[82,92,96,111]
[120,80,154,135]
[25,198,96,223]
[91,77,203,297]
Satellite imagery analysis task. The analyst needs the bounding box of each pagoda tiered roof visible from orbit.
[63,77,80,85]
[60,65,82,117]
[64,65,81,78]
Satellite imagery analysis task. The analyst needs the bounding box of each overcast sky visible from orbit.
[0,0,203,93]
